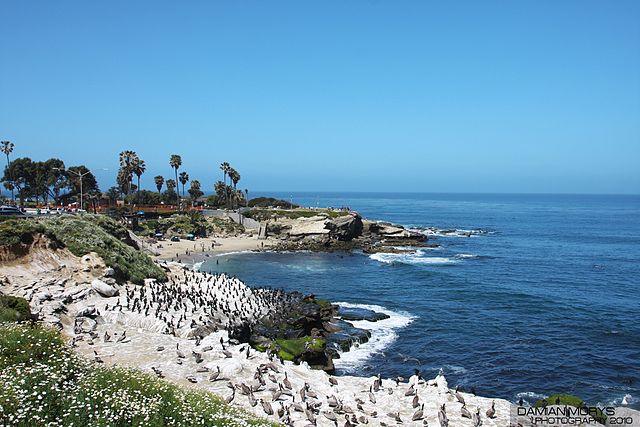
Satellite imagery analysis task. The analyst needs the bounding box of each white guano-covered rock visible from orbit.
[91,279,119,297]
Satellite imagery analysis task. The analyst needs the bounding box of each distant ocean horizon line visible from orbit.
[204,190,640,197]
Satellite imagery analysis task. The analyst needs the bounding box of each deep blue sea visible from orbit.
[200,192,640,409]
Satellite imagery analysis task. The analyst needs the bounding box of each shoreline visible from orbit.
[2,214,639,425]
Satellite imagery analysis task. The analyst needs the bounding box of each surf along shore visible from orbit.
[1,212,638,426]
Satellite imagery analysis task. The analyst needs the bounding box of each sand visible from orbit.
[151,234,275,262]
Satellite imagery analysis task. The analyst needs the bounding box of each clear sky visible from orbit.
[1,1,639,194]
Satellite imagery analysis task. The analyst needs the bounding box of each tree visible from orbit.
[165,179,176,193]
[244,189,249,207]
[133,158,146,200]
[220,162,230,209]
[3,157,34,206]
[118,150,138,198]
[1,141,15,200]
[66,165,99,209]
[169,155,182,208]
[178,171,189,197]
[164,179,177,205]
[154,175,164,193]
[105,186,120,206]
[187,180,203,204]
[228,167,241,208]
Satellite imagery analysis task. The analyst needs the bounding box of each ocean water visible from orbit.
[200,192,640,409]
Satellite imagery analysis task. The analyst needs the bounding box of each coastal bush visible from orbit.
[0,323,275,427]
[43,216,166,284]
[535,394,584,408]
[0,216,166,284]
[272,337,326,361]
[244,208,345,221]
[534,394,606,424]
[248,197,299,209]
[0,295,31,323]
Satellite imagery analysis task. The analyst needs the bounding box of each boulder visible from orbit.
[325,214,363,241]
[103,267,115,277]
[91,279,119,297]
[76,306,97,318]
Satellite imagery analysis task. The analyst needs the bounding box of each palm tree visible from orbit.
[219,162,230,209]
[220,162,230,185]
[188,180,202,206]
[166,179,176,193]
[228,168,240,208]
[133,159,146,202]
[169,155,182,209]
[154,175,164,193]
[1,141,15,200]
[178,171,189,197]
[118,150,138,197]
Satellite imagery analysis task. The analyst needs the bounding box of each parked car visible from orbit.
[170,236,180,242]
[0,205,30,218]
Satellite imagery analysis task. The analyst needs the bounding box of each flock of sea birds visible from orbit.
[100,266,300,339]
[70,264,510,426]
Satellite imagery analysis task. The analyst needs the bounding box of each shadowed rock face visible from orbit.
[247,294,343,371]
[338,306,390,322]
[325,214,364,241]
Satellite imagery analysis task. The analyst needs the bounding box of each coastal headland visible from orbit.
[1,212,637,426]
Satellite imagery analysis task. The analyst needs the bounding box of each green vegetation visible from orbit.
[244,208,346,221]
[0,295,31,323]
[255,337,326,362]
[535,394,606,424]
[248,197,299,209]
[535,394,584,408]
[0,323,274,427]
[0,215,166,284]
[138,213,244,238]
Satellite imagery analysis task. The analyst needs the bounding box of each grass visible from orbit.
[0,295,31,323]
[0,215,166,284]
[244,208,346,221]
[255,337,326,362]
[0,323,276,427]
[535,394,606,424]
[138,214,244,238]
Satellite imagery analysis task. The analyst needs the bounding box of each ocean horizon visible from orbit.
[201,192,640,409]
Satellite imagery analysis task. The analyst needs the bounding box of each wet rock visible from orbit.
[338,306,390,322]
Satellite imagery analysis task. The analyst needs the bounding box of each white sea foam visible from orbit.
[410,227,494,238]
[442,364,468,375]
[516,391,548,401]
[213,250,257,257]
[333,302,415,372]
[369,250,458,266]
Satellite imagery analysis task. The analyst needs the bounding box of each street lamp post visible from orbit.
[54,167,93,211]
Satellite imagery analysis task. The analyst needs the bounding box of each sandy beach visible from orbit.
[152,234,275,262]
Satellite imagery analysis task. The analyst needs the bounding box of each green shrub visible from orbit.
[0,323,275,427]
[272,336,325,361]
[0,215,166,284]
[0,295,31,323]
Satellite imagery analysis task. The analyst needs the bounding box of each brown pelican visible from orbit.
[461,403,472,419]
[455,385,466,405]
[438,404,449,427]
[486,400,496,418]
[260,399,274,415]
[412,404,425,421]
[209,366,221,382]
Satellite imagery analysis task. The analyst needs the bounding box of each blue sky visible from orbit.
[1,1,639,194]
